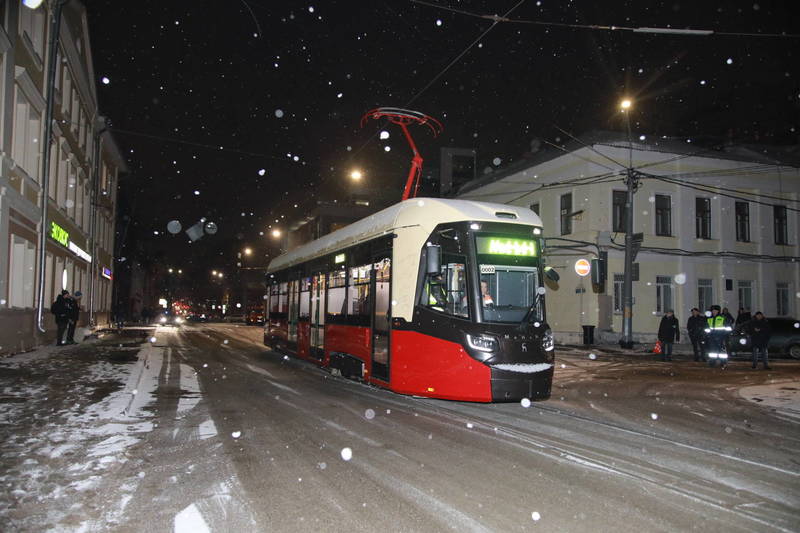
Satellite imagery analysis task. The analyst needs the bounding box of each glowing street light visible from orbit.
[620,98,633,112]
[350,169,363,181]
[271,229,282,238]
[243,247,252,256]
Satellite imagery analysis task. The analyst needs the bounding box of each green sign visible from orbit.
[476,236,537,257]
[50,221,69,247]
[334,253,345,264]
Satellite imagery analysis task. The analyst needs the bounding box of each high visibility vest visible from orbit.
[706,315,731,332]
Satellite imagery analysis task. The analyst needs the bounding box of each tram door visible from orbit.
[310,273,325,360]
[371,255,391,381]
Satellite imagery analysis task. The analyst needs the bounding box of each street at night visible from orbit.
[2,326,798,532]
[1,1,799,531]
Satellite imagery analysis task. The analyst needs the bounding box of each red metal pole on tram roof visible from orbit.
[360,107,442,202]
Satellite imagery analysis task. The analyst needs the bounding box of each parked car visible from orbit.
[727,317,800,359]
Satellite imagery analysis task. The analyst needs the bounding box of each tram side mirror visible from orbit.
[426,245,442,275]
[544,266,560,282]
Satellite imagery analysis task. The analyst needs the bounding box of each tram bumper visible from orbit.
[489,364,553,402]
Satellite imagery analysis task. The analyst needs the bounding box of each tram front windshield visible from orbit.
[475,234,542,324]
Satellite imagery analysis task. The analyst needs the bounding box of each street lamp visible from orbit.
[271,229,281,238]
[619,97,639,349]
[243,247,252,256]
[350,169,363,181]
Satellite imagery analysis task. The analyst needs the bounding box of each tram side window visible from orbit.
[278,282,288,313]
[348,264,371,320]
[299,277,311,318]
[327,268,347,318]
[269,283,280,314]
[424,254,468,318]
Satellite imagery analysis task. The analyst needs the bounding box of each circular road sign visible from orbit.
[574,258,591,277]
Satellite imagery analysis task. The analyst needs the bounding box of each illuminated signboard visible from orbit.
[334,253,345,264]
[50,222,69,246]
[50,221,92,263]
[102,267,113,280]
[476,236,537,257]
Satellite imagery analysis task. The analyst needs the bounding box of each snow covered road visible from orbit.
[1,324,799,532]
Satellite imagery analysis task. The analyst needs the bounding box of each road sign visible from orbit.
[574,258,591,277]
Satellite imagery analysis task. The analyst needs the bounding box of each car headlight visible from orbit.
[466,333,499,353]
[543,329,554,352]
[175,317,183,324]
[160,316,167,323]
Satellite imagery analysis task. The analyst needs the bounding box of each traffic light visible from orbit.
[591,253,607,285]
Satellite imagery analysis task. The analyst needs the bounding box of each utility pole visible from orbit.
[620,99,638,349]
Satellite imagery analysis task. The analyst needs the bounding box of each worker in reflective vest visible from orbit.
[703,305,733,366]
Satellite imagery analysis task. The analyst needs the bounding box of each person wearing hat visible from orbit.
[51,290,71,345]
[704,305,733,367]
[65,290,82,344]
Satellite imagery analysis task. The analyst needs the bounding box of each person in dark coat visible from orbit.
[721,307,735,324]
[686,308,707,362]
[51,290,70,346]
[735,307,752,327]
[64,291,81,344]
[745,312,771,370]
[657,310,680,361]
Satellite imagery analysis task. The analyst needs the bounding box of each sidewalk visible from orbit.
[0,328,160,530]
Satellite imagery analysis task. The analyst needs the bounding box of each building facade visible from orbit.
[0,1,126,354]
[457,132,800,344]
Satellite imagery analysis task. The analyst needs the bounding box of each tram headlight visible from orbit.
[543,329,554,352]
[466,333,499,353]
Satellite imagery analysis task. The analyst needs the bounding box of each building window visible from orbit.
[737,280,753,312]
[656,276,673,313]
[695,197,711,239]
[18,5,45,59]
[655,195,672,236]
[613,273,624,313]
[612,190,626,233]
[774,205,788,245]
[776,282,790,316]
[698,278,713,313]
[560,193,572,235]
[9,235,36,309]
[735,202,750,242]
[11,87,42,181]
[529,203,540,216]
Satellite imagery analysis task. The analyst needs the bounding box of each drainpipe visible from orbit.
[87,118,107,327]
[34,0,69,333]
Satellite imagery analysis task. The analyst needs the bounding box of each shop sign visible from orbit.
[50,221,69,246]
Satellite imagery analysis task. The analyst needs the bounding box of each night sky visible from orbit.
[85,1,798,290]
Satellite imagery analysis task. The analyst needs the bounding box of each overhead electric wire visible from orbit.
[410,0,800,38]
[642,172,800,212]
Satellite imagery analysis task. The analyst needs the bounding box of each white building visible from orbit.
[456,132,800,344]
[0,1,126,353]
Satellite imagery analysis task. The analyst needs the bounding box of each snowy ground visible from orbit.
[1,324,799,532]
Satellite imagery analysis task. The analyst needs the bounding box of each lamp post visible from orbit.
[620,98,639,349]
[87,116,108,327]
[32,0,70,333]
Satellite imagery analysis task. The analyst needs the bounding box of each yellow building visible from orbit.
[457,132,799,344]
[0,1,126,353]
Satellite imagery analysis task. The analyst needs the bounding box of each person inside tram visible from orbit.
[480,280,494,307]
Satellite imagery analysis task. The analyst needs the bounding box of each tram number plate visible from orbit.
[480,265,496,274]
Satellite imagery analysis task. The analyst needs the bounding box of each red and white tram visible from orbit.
[264,198,556,402]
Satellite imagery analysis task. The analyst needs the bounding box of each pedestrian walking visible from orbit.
[657,310,680,361]
[686,308,706,361]
[745,312,771,370]
[735,307,752,327]
[65,291,82,344]
[51,290,70,346]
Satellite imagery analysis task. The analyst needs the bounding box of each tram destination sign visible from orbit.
[476,236,537,257]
